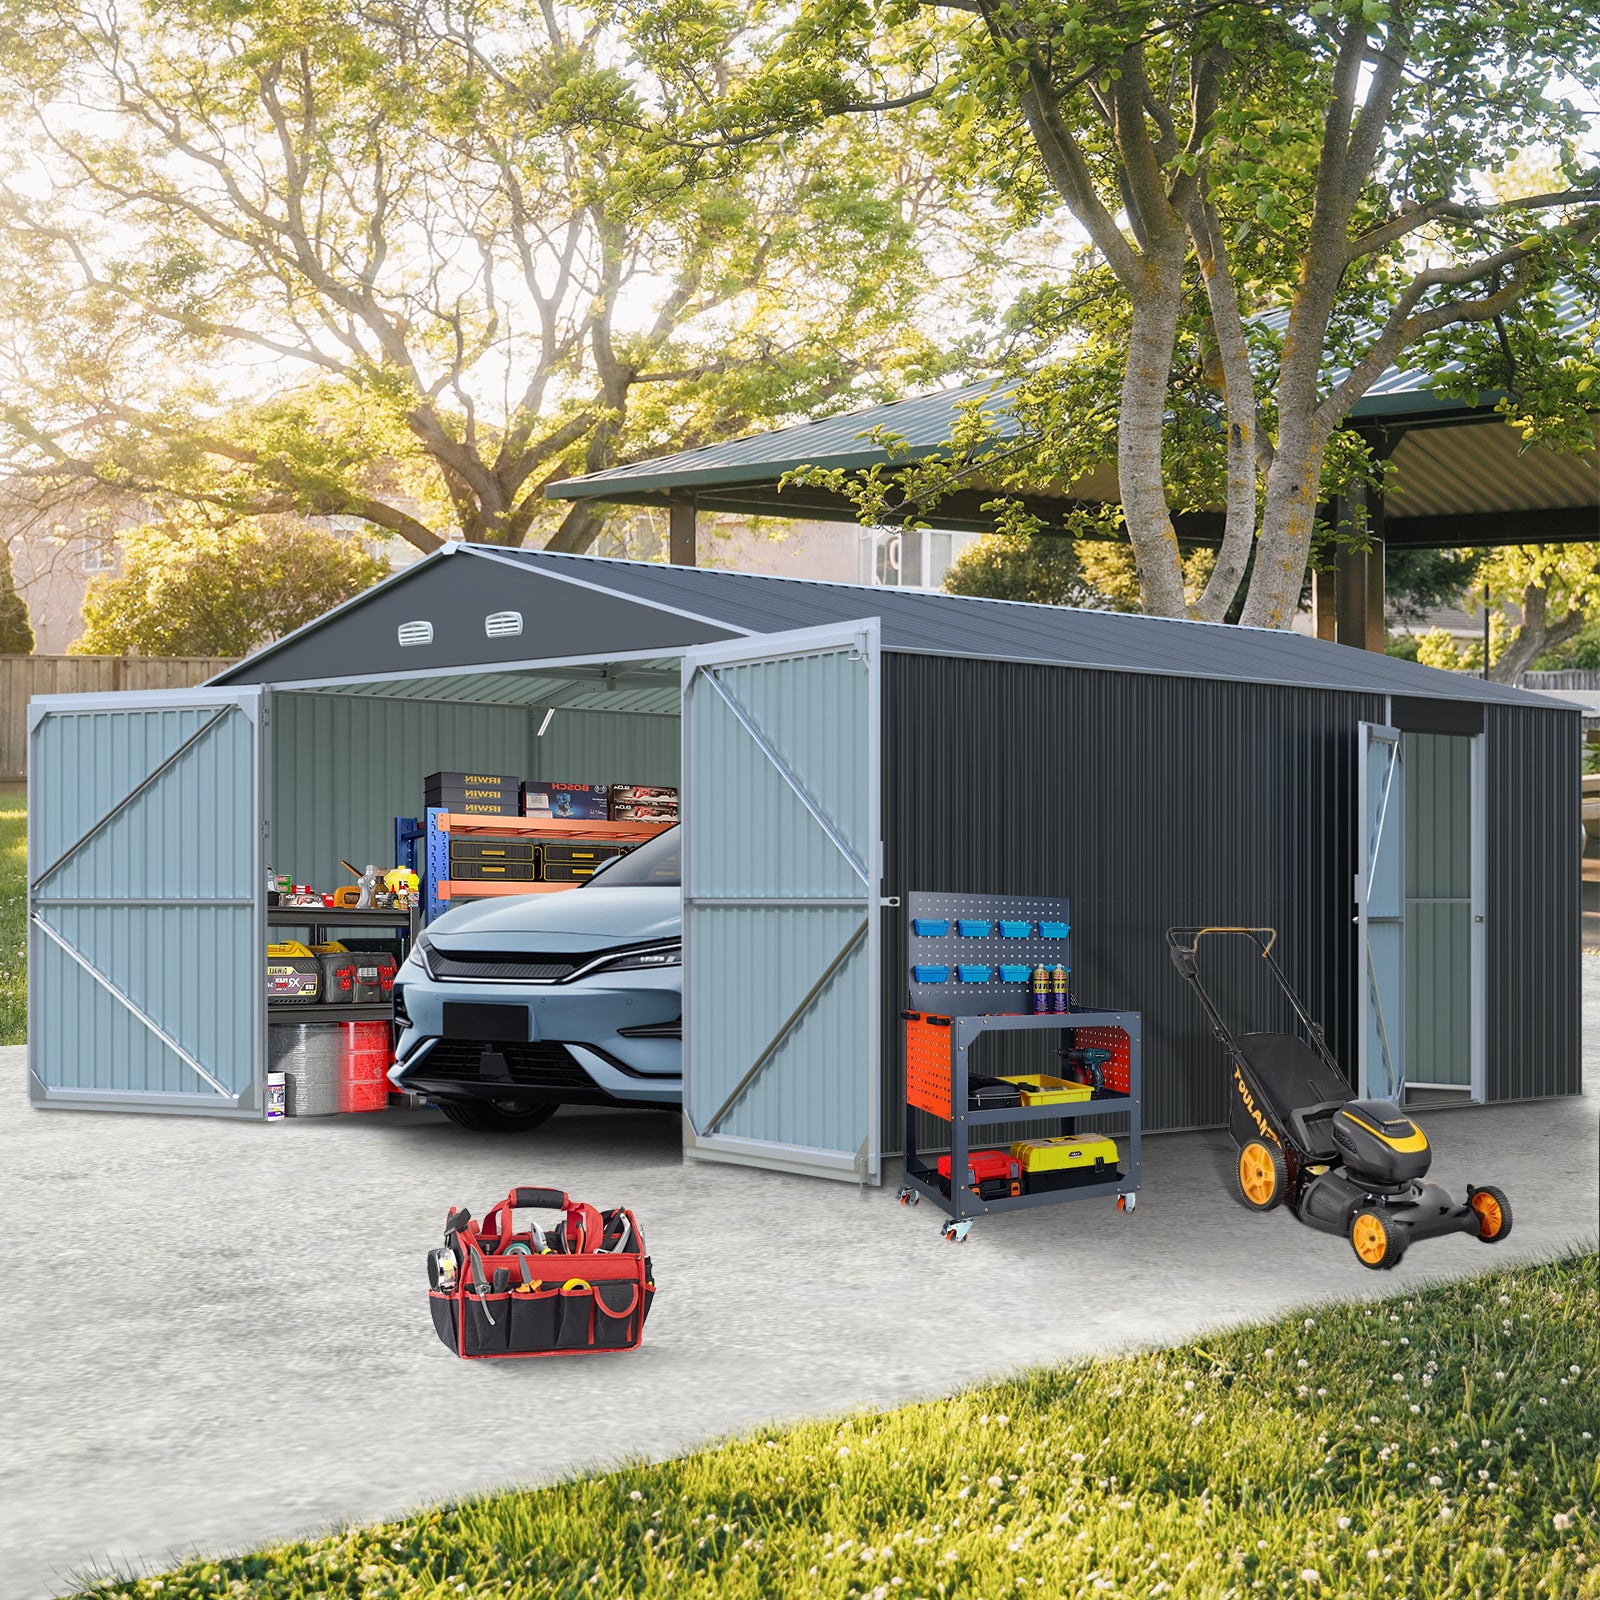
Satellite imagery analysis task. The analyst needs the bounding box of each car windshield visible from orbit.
[586,824,680,888]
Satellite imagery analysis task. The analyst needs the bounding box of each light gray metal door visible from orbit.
[1357,722,1405,1102]
[680,622,881,1183]
[28,689,266,1115]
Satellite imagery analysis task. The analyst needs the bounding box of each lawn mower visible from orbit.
[1167,927,1512,1270]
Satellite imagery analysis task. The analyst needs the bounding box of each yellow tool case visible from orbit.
[1012,1134,1119,1171]
[1010,1135,1120,1197]
[999,1074,1094,1106]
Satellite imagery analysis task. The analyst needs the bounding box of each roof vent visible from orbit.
[397,620,433,647]
[485,610,523,639]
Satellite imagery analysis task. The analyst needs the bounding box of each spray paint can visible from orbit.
[1031,965,1050,1014]
[1052,964,1069,1014]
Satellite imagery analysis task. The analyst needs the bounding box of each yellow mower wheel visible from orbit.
[1469,1185,1513,1243]
[1350,1207,1406,1270]
[1237,1139,1287,1212]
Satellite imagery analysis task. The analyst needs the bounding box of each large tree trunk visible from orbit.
[1116,266,1190,618]
[1491,584,1586,682]
[1240,424,1329,629]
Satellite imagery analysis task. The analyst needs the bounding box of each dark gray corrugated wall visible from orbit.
[1483,702,1582,1101]
[879,653,1579,1151]
[881,654,1383,1147]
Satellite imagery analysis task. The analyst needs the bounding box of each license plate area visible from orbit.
[443,1002,530,1042]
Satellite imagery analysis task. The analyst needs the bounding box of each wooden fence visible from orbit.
[0,655,236,780]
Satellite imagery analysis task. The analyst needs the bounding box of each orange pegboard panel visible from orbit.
[905,1013,953,1119]
[1067,1025,1131,1095]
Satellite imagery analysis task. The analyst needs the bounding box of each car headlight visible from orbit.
[409,934,436,979]
[581,941,681,976]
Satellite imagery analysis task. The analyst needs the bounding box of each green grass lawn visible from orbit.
[0,782,23,1045]
[70,1252,1598,1599]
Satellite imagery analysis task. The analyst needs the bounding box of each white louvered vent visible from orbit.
[485,610,523,639]
[397,620,434,647]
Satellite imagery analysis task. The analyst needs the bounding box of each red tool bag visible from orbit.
[427,1186,655,1359]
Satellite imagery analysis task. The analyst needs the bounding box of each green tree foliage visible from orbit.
[0,1,993,554]
[943,533,1107,607]
[1384,549,1483,626]
[0,540,33,653]
[74,518,387,658]
[943,531,1217,611]
[763,0,1600,625]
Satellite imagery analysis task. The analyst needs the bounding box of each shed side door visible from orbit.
[28,690,265,1115]
[1357,721,1405,1102]
[681,622,881,1183]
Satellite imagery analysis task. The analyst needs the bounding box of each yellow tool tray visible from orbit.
[1010,1135,1119,1173]
[999,1073,1094,1105]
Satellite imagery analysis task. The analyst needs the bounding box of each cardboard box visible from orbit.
[609,784,679,805]
[521,781,610,820]
[425,771,521,815]
[610,802,679,822]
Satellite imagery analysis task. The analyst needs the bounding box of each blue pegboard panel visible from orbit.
[907,891,1072,1017]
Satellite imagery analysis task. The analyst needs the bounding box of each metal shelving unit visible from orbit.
[897,891,1143,1241]
[394,810,673,923]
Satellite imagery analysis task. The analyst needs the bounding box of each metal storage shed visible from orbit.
[28,546,1580,1185]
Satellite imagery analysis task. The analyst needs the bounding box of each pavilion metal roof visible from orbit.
[548,285,1598,546]
[215,545,1563,710]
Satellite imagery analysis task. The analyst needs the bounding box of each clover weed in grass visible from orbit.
[68,1251,1600,1600]
[0,782,24,1045]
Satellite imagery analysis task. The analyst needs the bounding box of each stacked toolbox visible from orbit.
[425,772,520,815]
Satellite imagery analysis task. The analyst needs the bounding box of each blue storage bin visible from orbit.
[998,964,1031,983]
[957,919,992,938]
[999,920,1032,938]
[1039,921,1070,939]
[912,918,950,937]
[957,964,992,983]
[912,965,950,984]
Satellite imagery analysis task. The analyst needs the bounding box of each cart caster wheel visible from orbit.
[1117,1192,1137,1214]
[941,1219,973,1244]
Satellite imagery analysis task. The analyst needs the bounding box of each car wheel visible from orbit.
[436,1098,561,1133]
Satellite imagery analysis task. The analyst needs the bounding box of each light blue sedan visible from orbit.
[390,827,681,1132]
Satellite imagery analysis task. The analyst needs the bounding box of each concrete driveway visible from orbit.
[4,977,1596,1600]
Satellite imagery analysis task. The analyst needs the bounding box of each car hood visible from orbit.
[425,885,681,951]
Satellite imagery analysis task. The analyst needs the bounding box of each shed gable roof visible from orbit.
[216,546,1561,709]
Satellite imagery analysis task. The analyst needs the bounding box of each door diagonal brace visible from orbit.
[32,915,234,1098]
[31,709,230,892]
[700,917,868,1136]
[697,668,868,885]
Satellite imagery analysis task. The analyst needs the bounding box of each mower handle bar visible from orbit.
[1165,925,1345,1082]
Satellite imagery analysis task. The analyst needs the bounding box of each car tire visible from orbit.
[436,1098,561,1133]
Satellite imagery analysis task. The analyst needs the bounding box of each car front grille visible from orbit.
[411,1038,595,1090]
[425,949,579,983]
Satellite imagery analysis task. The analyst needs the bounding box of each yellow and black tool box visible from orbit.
[449,839,537,865]
[1012,1135,1120,1194]
[541,840,631,882]
[266,941,321,1005]
[451,858,541,882]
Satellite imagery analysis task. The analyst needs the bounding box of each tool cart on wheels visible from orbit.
[897,893,1143,1241]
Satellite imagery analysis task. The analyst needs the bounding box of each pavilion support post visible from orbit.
[668,495,697,567]
[1332,485,1387,652]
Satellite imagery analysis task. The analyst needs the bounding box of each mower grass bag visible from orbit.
[427,1186,656,1359]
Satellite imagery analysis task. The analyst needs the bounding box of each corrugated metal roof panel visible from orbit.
[490,549,1562,709]
[1385,416,1599,518]
[549,286,1596,503]
[548,378,1020,497]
